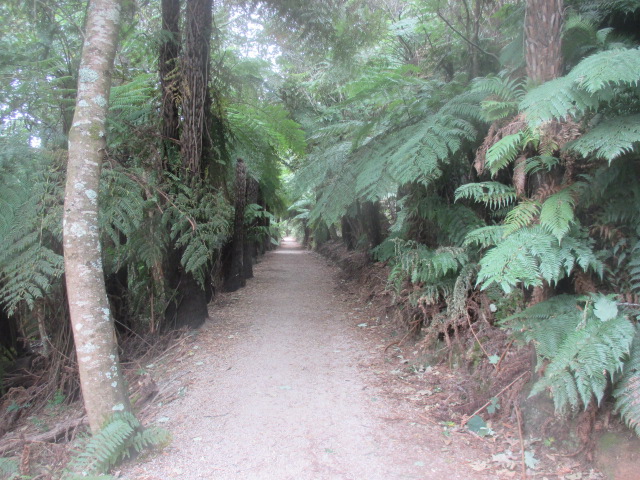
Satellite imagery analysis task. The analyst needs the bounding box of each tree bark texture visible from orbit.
[525,0,564,305]
[180,0,213,178]
[525,0,564,83]
[224,159,247,292]
[159,0,181,149]
[63,0,131,434]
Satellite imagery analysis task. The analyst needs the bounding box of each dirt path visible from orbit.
[121,238,486,479]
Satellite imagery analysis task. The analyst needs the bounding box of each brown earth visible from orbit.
[117,238,606,480]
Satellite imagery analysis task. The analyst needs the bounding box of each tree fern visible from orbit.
[164,180,233,288]
[505,295,635,413]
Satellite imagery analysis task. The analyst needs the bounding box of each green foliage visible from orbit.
[568,114,640,163]
[473,75,525,121]
[504,295,635,415]
[164,179,233,288]
[0,145,64,314]
[64,412,170,478]
[484,129,539,176]
[521,48,640,126]
[455,182,517,210]
[477,227,602,293]
[539,184,582,241]
[0,456,19,479]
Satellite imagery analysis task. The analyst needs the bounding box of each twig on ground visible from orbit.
[515,405,527,480]
[460,371,530,427]
[494,339,515,372]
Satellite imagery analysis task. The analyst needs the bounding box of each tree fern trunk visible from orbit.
[63,0,133,434]
[159,0,181,157]
[242,176,259,280]
[525,0,564,83]
[224,159,247,292]
[180,0,212,178]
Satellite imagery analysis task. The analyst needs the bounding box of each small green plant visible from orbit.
[0,457,19,480]
[487,397,501,414]
[6,401,31,413]
[63,412,170,478]
[504,294,638,432]
[47,389,66,407]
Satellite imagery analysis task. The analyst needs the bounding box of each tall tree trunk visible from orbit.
[362,201,383,249]
[180,0,213,178]
[525,0,564,83]
[525,0,564,305]
[224,159,247,292]
[63,0,132,434]
[159,0,181,155]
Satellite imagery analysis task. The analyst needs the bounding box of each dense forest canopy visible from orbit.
[1,0,640,457]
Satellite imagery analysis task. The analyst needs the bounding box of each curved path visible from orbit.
[122,238,481,479]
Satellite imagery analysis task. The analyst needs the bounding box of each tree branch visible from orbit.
[436,10,500,64]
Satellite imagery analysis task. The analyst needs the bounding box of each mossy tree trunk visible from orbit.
[180,0,213,178]
[243,176,259,280]
[63,0,132,434]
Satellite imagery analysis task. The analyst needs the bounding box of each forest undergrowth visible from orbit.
[318,240,639,477]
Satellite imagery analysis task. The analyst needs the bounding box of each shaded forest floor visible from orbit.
[116,238,610,480]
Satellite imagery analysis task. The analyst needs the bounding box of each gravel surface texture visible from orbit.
[120,238,485,480]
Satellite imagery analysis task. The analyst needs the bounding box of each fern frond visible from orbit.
[485,131,525,176]
[520,77,599,124]
[505,295,635,413]
[503,200,541,235]
[570,48,640,94]
[522,48,640,125]
[477,226,601,293]
[454,182,517,209]
[539,185,581,241]
[568,114,640,163]
[463,225,506,248]
[66,412,139,476]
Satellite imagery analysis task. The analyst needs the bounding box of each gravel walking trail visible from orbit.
[121,238,484,480]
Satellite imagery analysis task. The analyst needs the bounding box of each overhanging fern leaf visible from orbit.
[568,114,640,163]
[485,131,525,176]
[454,182,517,209]
[477,226,601,293]
[570,48,640,94]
